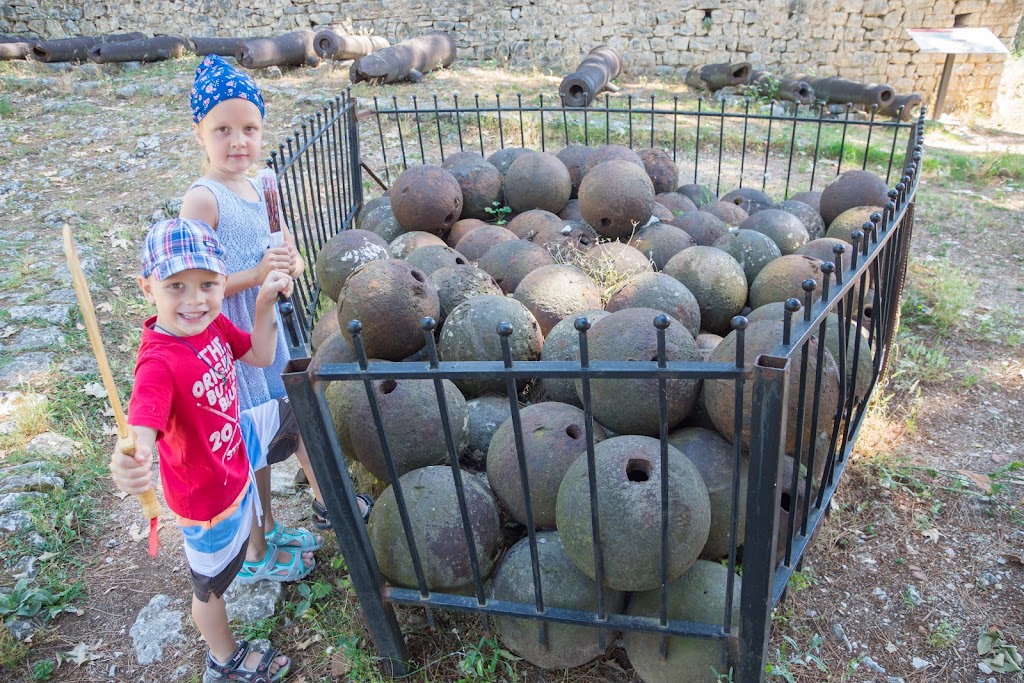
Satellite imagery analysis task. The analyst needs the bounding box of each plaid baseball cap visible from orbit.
[140,218,228,281]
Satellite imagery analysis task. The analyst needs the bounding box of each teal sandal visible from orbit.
[206,639,291,682]
[264,522,322,552]
[236,543,315,585]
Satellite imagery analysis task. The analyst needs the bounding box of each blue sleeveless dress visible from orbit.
[190,177,289,411]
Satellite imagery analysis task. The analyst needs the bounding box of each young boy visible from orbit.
[110,218,310,681]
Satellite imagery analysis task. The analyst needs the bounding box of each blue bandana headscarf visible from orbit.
[189,55,265,124]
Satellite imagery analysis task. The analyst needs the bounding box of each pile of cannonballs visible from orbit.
[311,145,890,681]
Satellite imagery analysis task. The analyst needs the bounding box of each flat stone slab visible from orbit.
[130,594,186,665]
[0,461,49,478]
[0,491,43,514]
[6,305,71,326]
[25,432,77,459]
[12,327,64,351]
[60,355,98,377]
[0,511,33,535]
[223,579,284,624]
[0,472,65,495]
[0,353,54,389]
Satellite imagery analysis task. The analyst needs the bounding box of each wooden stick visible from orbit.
[62,225,162,522]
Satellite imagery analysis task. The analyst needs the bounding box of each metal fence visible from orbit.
[270,92,924,682]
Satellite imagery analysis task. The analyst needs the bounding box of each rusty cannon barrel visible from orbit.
[237,30,320,69]
[748,70,814,105]
[313,29,389,60]
[0,35,33,60]
[799,75,895,109]
[877,92,923,121]
[349,31,456,85]
[686,62,753,92]
[31,32,147,63]
[189,36,248,57]
[88,34,189,63]
[559,46,623,108]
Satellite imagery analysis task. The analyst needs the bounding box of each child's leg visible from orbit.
[194,594,289,675]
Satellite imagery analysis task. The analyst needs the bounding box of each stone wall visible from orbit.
[2,0,1021,111]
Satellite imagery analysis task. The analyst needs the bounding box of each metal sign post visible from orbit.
[907,27,1010,120]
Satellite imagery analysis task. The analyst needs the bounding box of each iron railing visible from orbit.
[270,92,924,682]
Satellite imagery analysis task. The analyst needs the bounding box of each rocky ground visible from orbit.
[0,55,1022,682]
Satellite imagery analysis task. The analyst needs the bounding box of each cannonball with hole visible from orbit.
[700,200,749,227]
[558,198,584,222]
[779,199,826,240]
[503,152,572,214]
[448,158,504,220]
[325,374,366,459]
[739,208,810,255]
[748,254,825,309]
[477,240,556,294]
[582,144,644,176]
[820,170,888,227]
[465,396,513,468]
[315,229,391,301]
[405,244,469,275]
[825,205,882,244]
[580,242,652,283]
[704,319,839,454]
[389,231,446,259]
[637,148,680,194]
[514,264,603,336]
[530,220,598,257]
[540,309,608,406]
[338,259,439,361]
[439,294,543,396]
[455,225,517,261]
[712,228,782,286]
[628,222,696,270]
[789,190,822,213]
[656,191,698,216]
[556,145,594,199]
[491,531,625,669]
[695,333,722,361]
[440,150,483,169]
[429,265,503,324]
[662,247,747,335]
[606,272,701,338]
[371,214,405,243]
[348,377,469,482]
[487,401,606,528]
[487,147,533,176]
[677,183,716,207]
[579,160,656,239]
[506,209,563,239]
[368,465,502,593]
[579,308,702,435]
[447,218,487,248]
[720,187,775,215]
[390,164,463,234]
[624,560,740,683]
[310,302,340,352]
[556,435,711,591]
[667,427,749,560]
[671,210,730,247]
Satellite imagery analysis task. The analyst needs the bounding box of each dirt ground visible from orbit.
[0,53,1022,683]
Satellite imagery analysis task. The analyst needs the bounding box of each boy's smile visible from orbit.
[140,268,226,337]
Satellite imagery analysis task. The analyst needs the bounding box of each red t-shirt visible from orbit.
[128,315,253,524]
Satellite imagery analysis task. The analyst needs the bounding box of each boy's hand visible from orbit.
[257,269,294,305]
[110,435,154,496]
[256,247,291,282]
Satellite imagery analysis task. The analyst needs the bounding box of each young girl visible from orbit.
[179,56,367,576]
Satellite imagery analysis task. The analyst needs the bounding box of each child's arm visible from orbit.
[239,270,294,368]
[282,225,305,279]
[180,186,291,297]
[109,426,158,496]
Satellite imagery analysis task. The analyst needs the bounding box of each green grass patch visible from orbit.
[901,261,976,335]
[0,97,13,119]
[921,149,1024,184]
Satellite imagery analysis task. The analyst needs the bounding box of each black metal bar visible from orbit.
[739,99,750,189]
[862,105,877,171]
[761,101,775,191]
[655,315,671,659]
[495,93,505,150]
[808,102,825,192]
[694,97,702,184]
[836,104,851,176]
[411,95,426,164]
[282,358,410,676]
[392,95,409,169]
[724,315,747,633]
[784,103,799,199]
[539,93,546,151]
[737,354,789,683]
[716,99,725,197]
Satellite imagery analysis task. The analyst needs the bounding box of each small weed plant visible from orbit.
[457,635,520,682]
[766,633,829,682]
[926,618,961,649]
[483,201,512,225]
[0,579,82,622]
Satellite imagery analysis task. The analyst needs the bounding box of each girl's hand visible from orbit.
[285,242,302,277]
[256,247,292,282]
